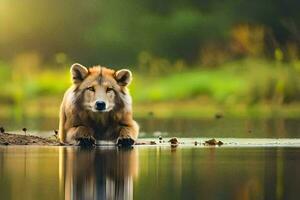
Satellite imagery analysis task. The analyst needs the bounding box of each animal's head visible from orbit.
[70,63,132,112]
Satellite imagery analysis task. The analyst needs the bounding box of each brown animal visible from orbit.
[59,63,139,145]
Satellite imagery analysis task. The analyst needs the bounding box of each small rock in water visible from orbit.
[159,136,163,143]
[194,141,198,146]
[135,142,146,145]
[168,137,179,145]
[205,138,224,146]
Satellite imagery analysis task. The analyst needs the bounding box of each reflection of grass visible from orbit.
[0,58,300,119]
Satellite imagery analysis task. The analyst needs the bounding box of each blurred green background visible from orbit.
[1,0,300,121]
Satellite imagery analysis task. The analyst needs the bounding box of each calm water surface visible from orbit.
[1,117,300,138]
[1,146,300,200]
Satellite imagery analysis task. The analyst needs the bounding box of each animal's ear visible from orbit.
[115,69,132,86]
[70,63,88,84]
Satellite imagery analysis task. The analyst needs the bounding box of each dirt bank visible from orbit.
[0,133,60,146]
[0,132,226,147]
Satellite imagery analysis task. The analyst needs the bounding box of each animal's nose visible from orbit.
[95,101,106,111]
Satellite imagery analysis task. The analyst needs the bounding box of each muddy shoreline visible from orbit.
[0,132,225,147]
[0,133,60,146]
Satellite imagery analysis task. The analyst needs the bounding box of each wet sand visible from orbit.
[0,133,60,146]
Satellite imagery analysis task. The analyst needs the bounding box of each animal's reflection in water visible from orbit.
[61,147,139,200]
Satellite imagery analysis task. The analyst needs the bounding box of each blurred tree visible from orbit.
[0,0,299,66]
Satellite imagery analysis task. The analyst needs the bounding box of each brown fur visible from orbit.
[59,63,139,144]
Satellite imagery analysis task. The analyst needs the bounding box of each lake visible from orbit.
[1,146,300,200]
[0,117,300,199]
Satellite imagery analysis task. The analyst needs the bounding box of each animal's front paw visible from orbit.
[74,129,95,147]
[72,126,95,147]
[77,136,96,147]
[117,135,135,147]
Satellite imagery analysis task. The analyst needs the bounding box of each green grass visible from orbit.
[0,58,300,119]
[131,59,300,105]
[131,66,246,103]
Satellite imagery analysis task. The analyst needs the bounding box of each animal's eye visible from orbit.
[87,86,95,92]
[106,87,113,92]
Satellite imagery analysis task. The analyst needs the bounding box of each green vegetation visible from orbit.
[0,0,300,119]
[133,59,300,104]
[1,58,300,119]
[1,0,300,66]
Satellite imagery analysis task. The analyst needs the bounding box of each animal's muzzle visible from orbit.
[95,101,106,111]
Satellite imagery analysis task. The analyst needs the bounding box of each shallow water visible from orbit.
[1,117,300,138]
[1,117,300,199]
[1,146,300,200]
